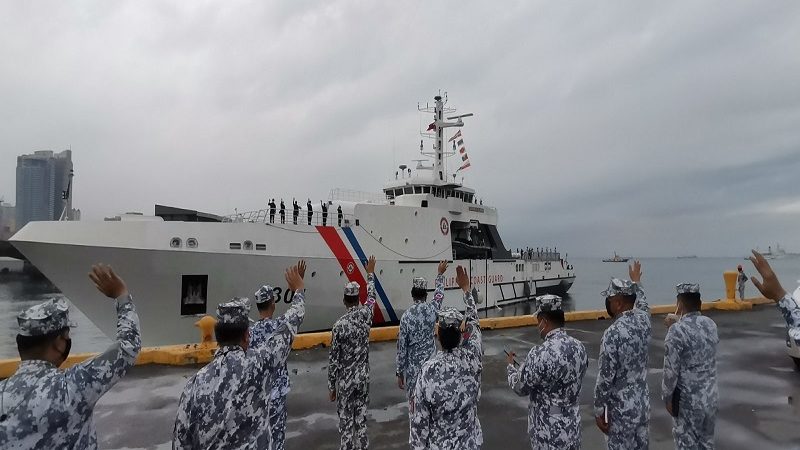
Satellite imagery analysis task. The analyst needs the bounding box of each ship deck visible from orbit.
[94,305,800,450]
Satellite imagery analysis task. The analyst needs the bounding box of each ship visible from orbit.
[10,93,576,346]
[602,252,629,263]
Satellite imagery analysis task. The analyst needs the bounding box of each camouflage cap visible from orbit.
[344,282,360,297]
[17,297,77,337]
[534,294,563,315]
[254,285,275,304]
[437,307,464,328]
[216,297,251,326]
[601,278,636,298]
[412,277,428,290]
[676,283,700,295]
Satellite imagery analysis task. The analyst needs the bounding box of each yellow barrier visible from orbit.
[0,296,775,377]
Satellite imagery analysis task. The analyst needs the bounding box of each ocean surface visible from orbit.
[1,257,799,359]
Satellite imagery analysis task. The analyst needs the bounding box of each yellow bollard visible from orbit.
[194,315,217,344]
[723,271,738,300]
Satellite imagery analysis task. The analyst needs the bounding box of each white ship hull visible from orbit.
[12,217,574,346]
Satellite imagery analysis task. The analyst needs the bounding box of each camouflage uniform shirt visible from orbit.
[594,283,651,448]
[250,316,292,399]
[0,295,141,450]
[778,293,800,345]
[396,274,445,398]
[508,328,588,450]
[410,291,483,450]
[662,312,718,449]
[173,291,305,449]
[327,274,377,396]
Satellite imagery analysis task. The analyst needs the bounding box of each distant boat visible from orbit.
[602,252,629,263]
[677,255,697,259]
[755,244,799,260]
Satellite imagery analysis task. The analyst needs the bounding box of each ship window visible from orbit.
[170,237,182,248]
[423,186,430,194]
[414,186,422,194]
[386,192,394,200]
[404,187,412,194]
[421,200,428,208]
[395,189,403,197]
[256,244,266,251]
[355,219,360,226]
[229,243,242,250]
[243,241,253,250]
[187,238,198,248]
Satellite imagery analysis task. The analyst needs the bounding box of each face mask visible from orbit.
[58,337,72,365]
[605,298,614,318]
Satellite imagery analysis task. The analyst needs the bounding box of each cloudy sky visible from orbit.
[1,1,799,257]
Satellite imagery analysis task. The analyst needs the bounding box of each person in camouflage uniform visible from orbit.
[0,264,141,449]
[747,250,800,359]
[507,294,588,450]
[410,265,483,450]
[396,260,449,403]
[662,283,718,450]
[328,255,379,450]
[594,260,651,449]
[173,262,306,449]
[249,261,306,450]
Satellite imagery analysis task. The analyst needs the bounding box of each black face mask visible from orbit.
[605,298,614,318]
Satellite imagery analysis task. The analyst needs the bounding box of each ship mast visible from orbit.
[420,93,472,183]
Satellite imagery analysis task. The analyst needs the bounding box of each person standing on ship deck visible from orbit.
[0,264,141,449]
[337,204,343,227]
[269,198,276,223]
[292,199,299,225]
[280,199,286,224]
[396,261,448,410]
[321,201,328,226]
[249,263,306,450]
[307,199,313,225]
[173,262,306,449]
[328,256,378,450]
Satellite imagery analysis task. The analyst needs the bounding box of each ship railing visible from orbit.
[328,188,386,204]
[223,209,358,227]
[513,251,563,262]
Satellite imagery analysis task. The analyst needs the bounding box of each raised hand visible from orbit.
[749,250,787,301]
[366,255,377,275]
[88,264,128,299]
[437,260,449,275]
[286,265,305,292]
[297,260,307,279]
[629,260,642,283]
[456,266,470,292]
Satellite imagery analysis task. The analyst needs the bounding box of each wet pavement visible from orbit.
[94,305,800,449]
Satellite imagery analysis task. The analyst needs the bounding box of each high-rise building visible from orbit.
[15,149,75,229]
[0,202,15,240]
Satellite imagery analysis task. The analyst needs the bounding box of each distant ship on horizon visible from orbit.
[602,252,629,263]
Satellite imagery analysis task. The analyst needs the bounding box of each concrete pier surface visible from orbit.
[94,305,800,450]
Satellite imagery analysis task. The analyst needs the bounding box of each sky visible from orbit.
[1,1,799,257]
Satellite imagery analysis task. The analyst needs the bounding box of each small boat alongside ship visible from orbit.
[10,93,576,346]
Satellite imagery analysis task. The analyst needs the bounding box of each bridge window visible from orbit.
[423,186,430,194]
[404,187,413,194]
[414,186,422,194]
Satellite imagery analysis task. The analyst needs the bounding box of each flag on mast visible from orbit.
[427,121,436,131]
[448,130,462,142]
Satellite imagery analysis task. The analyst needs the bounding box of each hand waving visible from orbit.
[88,264,128,299]
[749,250,787,301]
[629,260,642,283]
[437,260,449,275]
[286,264,305,292]
[456,266,470,293]
[366,255,377,275]
[297,260,307,279]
